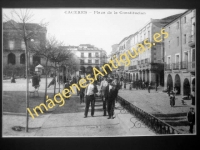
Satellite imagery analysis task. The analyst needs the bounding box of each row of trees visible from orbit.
[3,9,79,132]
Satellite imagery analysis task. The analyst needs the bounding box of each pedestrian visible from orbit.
[100,76,108,116]
[11,74,16,83]
[105,78,116,119]
[79,78,85,104]
[191,89,195,105]
[169,91,175,107]
[167,85,170,96]
[112,77,121,105]
[124,80,126,89]
[64,80,70,100]
[187,107,195,133]
[84,79,98,118]
[148,83,151,93]
[155,82,157,91]
[32,73,40,89]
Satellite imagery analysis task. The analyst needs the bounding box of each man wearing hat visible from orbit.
[187,107,195,133]
[100,76,108,116]
[105,78,116,119]
[169,90,175,107]
[84,78,98,118]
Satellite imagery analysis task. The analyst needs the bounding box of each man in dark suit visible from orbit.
[105,78,116,119]
[187,107,195,133]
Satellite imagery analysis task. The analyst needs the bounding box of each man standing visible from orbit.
[84,80,97,118]
[187,107,195,133]
[148,83,151,93]
[105,78,116,119]
[100,76,108,116]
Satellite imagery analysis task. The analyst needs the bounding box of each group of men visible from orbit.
[80,76,121,119]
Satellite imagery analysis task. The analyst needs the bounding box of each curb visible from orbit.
[3,112,26,116]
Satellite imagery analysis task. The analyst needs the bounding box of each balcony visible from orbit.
[187,61,195,73]
[188,34,195,47]
[165,63,172,70]
[172,62,180,70]
[118,66,124,70]
[181,61,188,69]
[128,65,137,70]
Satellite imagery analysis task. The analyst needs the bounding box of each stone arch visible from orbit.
[20,53,25,64]
[33,55,41,66]
[8,53,16,65]
[167,74,173,90]
[80,66,85,73]
[192,78,195,91]
[86,66,93,74]
[174,74,181,94]
[183,78,190,96]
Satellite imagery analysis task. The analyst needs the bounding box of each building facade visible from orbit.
[111,14,182,86]
[164,9,196,96]
[3,20,47,76]
[61,44,107,75]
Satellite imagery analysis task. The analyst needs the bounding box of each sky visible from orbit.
[3,8,187,55]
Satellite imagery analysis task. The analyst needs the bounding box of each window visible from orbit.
[88,53,91,57]
[88,59,92,63]
[177,37,179,46]
[95,52,99,57]
[81,53,84,57]
[191,17,195,35]
[184,16,186,23]
[175,54,180,63]
[184,34,186,44]
[21,41,26,50]
[177,22,179,29]
[80,59,84,64]
[95,59,99,64]
[9,40,15,50]
[167,56,171,64]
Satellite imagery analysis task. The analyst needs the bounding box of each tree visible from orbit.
[3,9,48,132]
[32,36,63,103]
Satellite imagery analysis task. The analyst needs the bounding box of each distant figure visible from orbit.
[169,91,175,107]
[11,74,16,83]
[32,73,40,89]
[64,80,70,100]
[187,107,195,133]
[191,89,195,105]
[148,83,151,93]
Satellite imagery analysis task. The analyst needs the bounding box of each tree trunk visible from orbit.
[54,62,56,95]
[58,66,60,93]
[44,58,49,105]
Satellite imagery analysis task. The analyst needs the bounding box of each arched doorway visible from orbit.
[183,78,190,96]
[8,53,16,65]
[174,74,181,94]
[86,66,93,75]
[192,78,195,91]
[136,73,138,80]
[133,73,135,81]
[167,74,173,90]
[20,53,25,64]
[33,55,41,66]
[80,66,85,74]
[160,70,164,86]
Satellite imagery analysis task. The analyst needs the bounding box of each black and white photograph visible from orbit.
[2,8,196,137]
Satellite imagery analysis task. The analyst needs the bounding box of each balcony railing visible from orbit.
[187,61,195,72]
[188,34,195,47]
[172,62,180,70]
[129,65,137,70]
[181,61,188,69]
[165,63,172,70]
[118,66,124,70]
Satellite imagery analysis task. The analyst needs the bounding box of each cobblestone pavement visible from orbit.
[118,84,196,134]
